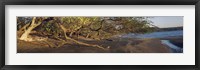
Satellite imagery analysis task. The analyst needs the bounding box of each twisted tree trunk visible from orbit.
[19,17,42,41]
[58,23,106,50]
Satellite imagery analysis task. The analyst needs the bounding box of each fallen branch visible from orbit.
[54,37,68,47]
[64,33,106,50]
[43,40,57,48]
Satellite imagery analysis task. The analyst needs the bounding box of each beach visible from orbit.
[17,37,177,53]
[17,30,183,53]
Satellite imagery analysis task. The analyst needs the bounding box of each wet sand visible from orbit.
[160,36,183,48]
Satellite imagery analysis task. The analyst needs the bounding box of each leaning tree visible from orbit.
[18,17,54,41]
[17,17,156,50]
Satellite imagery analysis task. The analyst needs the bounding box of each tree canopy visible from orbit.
[17,17,156,49]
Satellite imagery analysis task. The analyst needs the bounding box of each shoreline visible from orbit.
[161,40,183,53]
[159,36,183,48]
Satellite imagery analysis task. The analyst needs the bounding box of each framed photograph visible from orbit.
[0,0,199,70]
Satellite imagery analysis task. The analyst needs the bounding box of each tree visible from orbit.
[19,17,53,41]
[17,16,156,49]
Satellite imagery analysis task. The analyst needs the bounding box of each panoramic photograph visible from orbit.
[17,16,183,53]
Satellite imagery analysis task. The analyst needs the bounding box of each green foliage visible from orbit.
[17,17,156,39]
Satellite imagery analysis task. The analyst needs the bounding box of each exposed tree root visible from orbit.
[43,40,57,48]
[54,37,68,47]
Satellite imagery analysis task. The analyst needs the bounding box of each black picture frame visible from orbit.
[0,0,199,70]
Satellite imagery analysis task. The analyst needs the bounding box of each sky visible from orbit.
[148,16,183,28]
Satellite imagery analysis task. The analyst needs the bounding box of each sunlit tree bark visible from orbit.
[19,17,42,41]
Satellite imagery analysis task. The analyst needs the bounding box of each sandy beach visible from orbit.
[17,36,176,53]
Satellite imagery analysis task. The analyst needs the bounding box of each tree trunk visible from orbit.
[58,23,106,50]
[19,26,34,41]
[69,32,74,37]
[76,29,81,37]
[19,17,42,41]
[17,23,31,38]
[86,33,90,38]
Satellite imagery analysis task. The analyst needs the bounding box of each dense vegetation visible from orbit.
[17,17,156,49]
